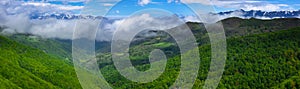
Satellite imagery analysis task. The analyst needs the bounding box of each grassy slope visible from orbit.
[0,35,81,89]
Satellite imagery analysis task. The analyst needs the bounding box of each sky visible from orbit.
[1,0,300,16]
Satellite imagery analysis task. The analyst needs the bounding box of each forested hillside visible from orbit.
[0,35,81,89]
[8,34,72,60]
[216,27,300,88]
[97,27,300,89]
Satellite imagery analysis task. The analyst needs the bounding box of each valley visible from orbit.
[0,17,300,88]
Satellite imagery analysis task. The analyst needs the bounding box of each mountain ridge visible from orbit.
[218,9,300,19]
[28,9,300,21]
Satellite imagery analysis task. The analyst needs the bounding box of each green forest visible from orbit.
[96,27,300,89]
[0,35,81,88]
[0,18,300,88]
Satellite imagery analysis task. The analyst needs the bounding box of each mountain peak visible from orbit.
[218,9,300,19]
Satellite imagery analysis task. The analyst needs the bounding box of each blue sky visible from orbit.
[1,0,300,16]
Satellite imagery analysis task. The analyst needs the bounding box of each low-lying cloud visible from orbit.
[0,7,108,41]
[184,11,245,23]
[0,8,186,41]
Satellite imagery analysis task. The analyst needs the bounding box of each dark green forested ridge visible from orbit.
[97,27,300,89]
[95,18,300,88]
[97,17,300,71]
[0,35,82,89]
[215,27,300,88]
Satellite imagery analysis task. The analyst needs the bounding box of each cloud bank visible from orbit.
[0,8,99,40]
[184,11,245,23]
[177,0,294,11]
[0,7,185,41]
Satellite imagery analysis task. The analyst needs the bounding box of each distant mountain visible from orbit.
[28,10,300,23]
[29,12,103,20]
[28,12,124,23]
[218,9,300,19]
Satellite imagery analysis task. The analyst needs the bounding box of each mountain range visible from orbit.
[218,9,300,18]
[28,9,300,20]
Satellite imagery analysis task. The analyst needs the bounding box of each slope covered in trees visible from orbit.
[97,27,300,89]
[216,27,300,88]
[0,35,81,88]
[7,34,72,60]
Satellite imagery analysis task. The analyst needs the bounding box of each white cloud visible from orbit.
[138,0,151,6]
[252,16,272,20]
[0,8,112,41]
[116,10,120,14]
[167,0,180,3]
[183,16,200,22]
[177,0,294,11]
[103,3,114,6]
[45,0,90,3]
[180,0,212,4]
[22,2,84,10]
[0,7,186,41]
[0,1,83,16]
[243,4,280,11]
[189,9,293,23]
[113,14,182,31]
[22,2,52,7]
[100,14,185,40]
[57,5,84,10]
[185,11,245,23]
